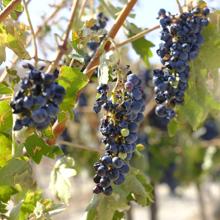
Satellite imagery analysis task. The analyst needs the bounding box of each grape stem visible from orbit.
[176,0,183,14]
[23,0,38,66]
[144,97,157,117]
[84,0,138,78]
[79,0,88,17]
[57,141,104,154]
[47,0,80,73]
[0,0,21,22]
[111,25,160,51]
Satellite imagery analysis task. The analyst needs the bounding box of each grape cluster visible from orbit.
[87,12,108,52]
[153,6,210,120]
[10,64,65,131]
[92,70,145,195]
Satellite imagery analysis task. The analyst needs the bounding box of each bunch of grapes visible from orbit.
[87,12,108,52]
[10,64,65,131]
[92,68,145,195]
[153,5,210,120]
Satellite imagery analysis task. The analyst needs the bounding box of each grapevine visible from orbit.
[0,0,219,219]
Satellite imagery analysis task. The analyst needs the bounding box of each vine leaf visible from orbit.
[86,168,153,220]
[0,185,17,214]
[50,157,77,204]
[0,185,17,202]
[0,22,30,63]
[24,134,62,164]
[58,66,89,117]
[0,158,29,186]
[0,134,12,167]
[0,83,13,95]
[0,100,13,134]
[169,11,220,135]
[128,23,154,67]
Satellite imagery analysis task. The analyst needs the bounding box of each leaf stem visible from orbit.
[110,24,160,51]
[57,140,103,154]
[47,0,80,73]
[0,0,21,22]
[79,0,88,17]
[176,0,183,14]
[23,0,38,66]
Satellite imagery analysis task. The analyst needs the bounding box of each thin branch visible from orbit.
[89,0,94,14]
[176,0,183,14]
[111,25,160,51]
[57,140,103,154]
[79,0,88,17]
[202,138,220,148]
[144,97,156,117]
[0,0,21,22]
[0,0,66,83]
[84,0,138,78]
[0,95,12,101]
[47,0,80,73]
[23,0,38,66]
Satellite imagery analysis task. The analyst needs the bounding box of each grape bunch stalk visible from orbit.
[153,4,210,120]
[92,67,145,195]
[10,64,65,131]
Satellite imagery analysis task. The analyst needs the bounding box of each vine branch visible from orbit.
[57,141,103,154]
[23,0,38,66]
[111,24,160,51]
[0,0,21,22]
[47,0,80,72]
[176,0,183,14]
[84,0,138,78]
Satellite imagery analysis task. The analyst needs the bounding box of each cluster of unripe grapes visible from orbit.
[93,68,145,195]
[10,64,65,131]
[154,6,210,120]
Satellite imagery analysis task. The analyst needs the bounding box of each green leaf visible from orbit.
[50,156,77,204]
[122,170,153,206]
[0,100,13,134]
[0,158,29,186]
[86,192,129,220]
[0,185,17,202]
[24,134,62,164]
[3,0,23,12]
[6,33,30,60]
[0,134,12,167]
[169,11,220,134]
[0,46,6,64]
[58,66,89,113]
[86,168,153,220]
[128,23,154,67]
[0,22,30,60]
[0,83,13,95]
